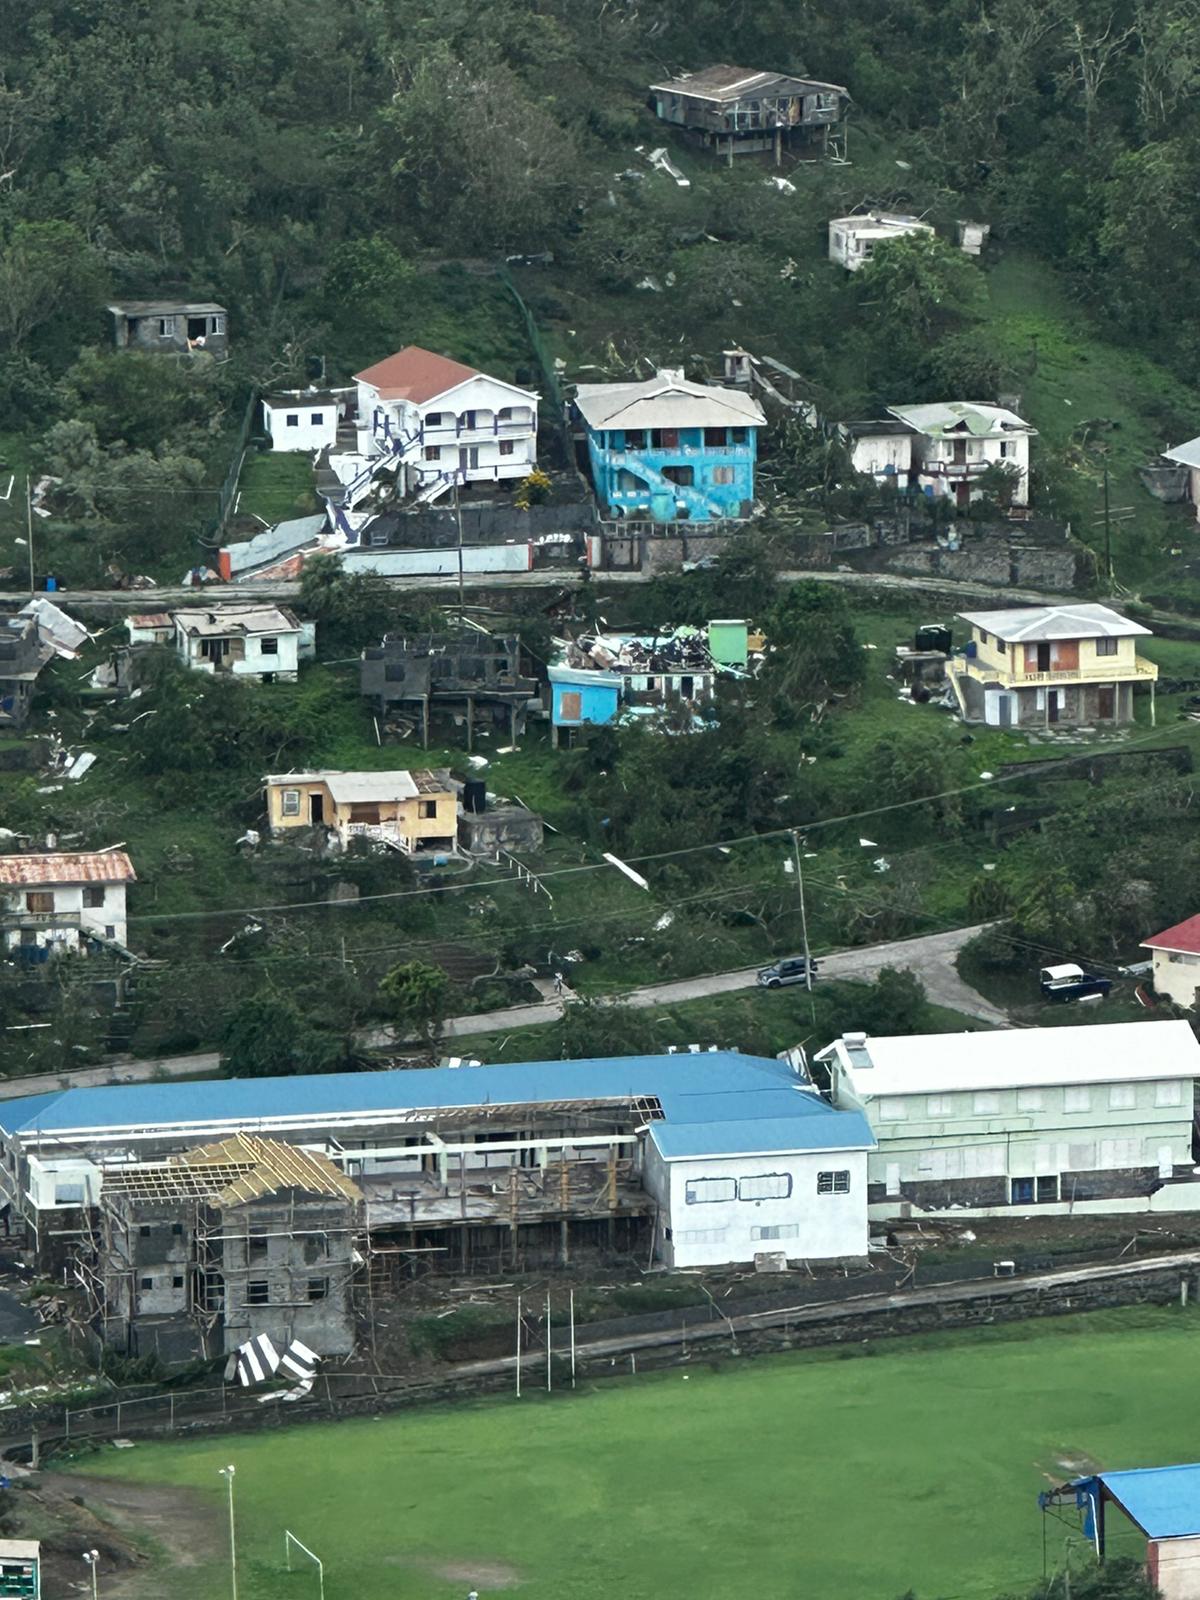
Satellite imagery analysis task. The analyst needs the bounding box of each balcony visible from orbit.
[953,655,1159,688]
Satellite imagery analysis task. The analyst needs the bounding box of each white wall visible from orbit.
[343,544,534,577]
[914,431,1031,506]
[849,434,913,480]
[660,1148,869,1268]
[2,882,128,950]
[180,630,300,680]
[356,372,539,491]
[1152,949,1200,1009]
[263,400,341,453]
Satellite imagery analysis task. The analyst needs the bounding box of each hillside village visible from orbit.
[2,7,1200,1599]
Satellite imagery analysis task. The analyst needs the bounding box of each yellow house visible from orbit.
[948,603,1157,728]
[263,769,457,853]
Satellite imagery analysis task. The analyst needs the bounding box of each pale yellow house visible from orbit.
[263,769,457,854]
[1142,915,1200,1010]
[949,603,1157,728]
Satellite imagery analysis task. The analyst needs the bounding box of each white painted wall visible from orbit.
[914,431,1031,506]
[179,629,300,681]
[829,219,933,270]
[1152,948,1200,1009]
[658,1148,869,1268]
[263,398,342,453]
[355,371,539,496]
[848,433,913,481]
[343,544,534,577]
[2,880,129,950]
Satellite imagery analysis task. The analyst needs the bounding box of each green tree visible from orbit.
[379,959,450,1044]
[0,220,107,355]
[763,581,865,717]
[222,992,342,1078]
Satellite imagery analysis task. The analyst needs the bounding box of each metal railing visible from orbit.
[953,656,1158,686]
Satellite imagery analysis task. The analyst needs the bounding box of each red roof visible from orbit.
[0,851,136,886]
[354,346,480,403]
[1143,914,1200,956]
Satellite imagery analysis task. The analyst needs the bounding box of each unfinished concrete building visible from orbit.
[0,614,53,729]
[75,1135,361,1363]
[360,632,538,749]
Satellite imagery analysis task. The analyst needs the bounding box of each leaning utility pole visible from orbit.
[790,830,813,994]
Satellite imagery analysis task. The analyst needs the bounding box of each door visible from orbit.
[1036,642,1051,671]
[458,446,479,473]
[1047,689,1060,724]
[680,676,694,699]
[952,438,967,464]
[310,792,325,825]
[1097,685,1115,719]
[955,482,970,509]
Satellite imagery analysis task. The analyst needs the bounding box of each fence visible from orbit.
[497,267,573,470]
[199,386,259,556]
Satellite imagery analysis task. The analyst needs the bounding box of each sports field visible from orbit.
[75,1307,1199,1600]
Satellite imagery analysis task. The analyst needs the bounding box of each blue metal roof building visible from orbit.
[1041,1462,1200,1587]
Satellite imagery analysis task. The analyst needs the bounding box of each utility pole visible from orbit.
[1102,460,1111,582]
[453,475,465,612]
[24,473,34,595]
[219,1464,237,1600]
[790,830,813,993]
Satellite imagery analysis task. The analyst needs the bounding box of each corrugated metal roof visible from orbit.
[649,64,846,102]
[956,602,1150,643]
[650,1108,874,1159]
[0,1052,871,1160]
[574,374,765,431]
[0,851,136,887]
[818,1019,1200,1097]
[174,605,299,637]
[887,401,1035,438]
[1143,914,1200,956]
[1090,1464,1200,1539]
[108,300,226,316]
[263,769,452,804]
[225,515,326,577]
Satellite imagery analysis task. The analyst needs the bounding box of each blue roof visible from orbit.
[0,1051,873,1159]
[650,1109,873,1160]
[1094,1466,1200,1539]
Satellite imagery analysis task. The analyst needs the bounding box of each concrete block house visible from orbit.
[573,370,766,522]
[828,212,934,270]
[0,850,136,960]
[649,65,849,162]
[172,605,311,684]
[108,300,228,356]
[1142,915,1200,1010]
[948,602,1157,728]
[263,769,458,855]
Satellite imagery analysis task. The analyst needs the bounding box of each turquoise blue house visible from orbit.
[548,664,621,745]
[573,370,766,522]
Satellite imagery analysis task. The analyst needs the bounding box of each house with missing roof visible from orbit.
[649,65,849,163]
[1142,915,1200,1010]
[573,370,766,522]
[844,402,1036,508]
[319,345,540,533]
[948,602,1158,728]
[828,212,934,270]
[0,1053,875,1325]
[818,1020,1200,1217]
[264,768,458,855]
[0,850,137,960]
[172,604,313,683]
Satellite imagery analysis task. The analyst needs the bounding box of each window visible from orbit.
[1109,1084,1136,1110]
[172,1275,184,1289]
[973,1092,1001,1115]
[711,466,735,485]
[425,412,443,427]
[281,788,301,817]
[25,892,52,913]
[878,1097,906,1121]
[1012,1176,1059,1204]
[260,637,278,656]
[731,428,748,444]
[704,427,727,447]
[978,630,989,647]
[172,1222,183,1236]
[158,317,175,337]
[651,428,679,448]
[246,1281,269,1305]
[999,440,1013,457]
[105,924,115,939]
[625,429,646,449]
[84,887,105,908]
[139,1225,152,1238]
[738,1173,792,1201]
[1156,1081,1184,1107]
[1010,1177,1033,1204]
[308,1279,329,1301]
[419,800,437,819]
[1016,1089,1043,1112]
[499,439,515,456]
[1068,1142,1096,1169]
[1095,637,1118,657]
[1037,1175,1059,1203]
[1063,1086,1091,1112]
[140,1276,153,1291]
[213,315,225,334]
[248,1229,268,1264]
[310,412,324,426]
[675,1227,727,1245]
[751,1224,799,1241]
[286,413,299,427]
[424,445,441,461]
[816,1170,850,1195]
[661,465,694,486]
[926,1095,954,1117]
[54,1183,84,1204]
[559,689,582,721]
[685,1176,737,1205]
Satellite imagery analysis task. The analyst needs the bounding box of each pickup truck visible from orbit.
[1040,963,1113,1003]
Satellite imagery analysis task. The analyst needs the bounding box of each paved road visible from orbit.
[0,924,1001,1097]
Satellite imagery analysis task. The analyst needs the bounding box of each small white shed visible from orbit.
[828,212,934,271]
[262,389,352,453]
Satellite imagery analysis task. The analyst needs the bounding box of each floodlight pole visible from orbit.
[83,1550,99,1600]
[569,1287,576,1389]
[219,1464,238,1600]
[545,1293,552,1392]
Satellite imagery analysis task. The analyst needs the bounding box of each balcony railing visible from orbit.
[953,655,1159,687]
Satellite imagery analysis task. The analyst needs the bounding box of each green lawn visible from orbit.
[235,450,321,525]
[77,1305,1200,1600]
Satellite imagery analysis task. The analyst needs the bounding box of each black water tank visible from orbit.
[915,624,952,654]
[463,779,487,814]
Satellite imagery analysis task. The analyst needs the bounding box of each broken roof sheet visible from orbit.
[1161,437,1200,470]
[887,401,1035,437]
[263,768,451,803]
[0,850,136,886]
[650,64,846,102]
[173,604,299,637]
[19,599,89,659]
[956,601,1150,642]
[574,373,766,431]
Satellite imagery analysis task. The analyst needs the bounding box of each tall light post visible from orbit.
[219,1464,238,1600]
[82,1549,99,1600]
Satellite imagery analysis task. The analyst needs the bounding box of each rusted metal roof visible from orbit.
[0,851,136,886]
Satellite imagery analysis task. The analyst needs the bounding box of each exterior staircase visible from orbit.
[605,450,728,520]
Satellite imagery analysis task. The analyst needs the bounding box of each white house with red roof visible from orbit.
[1142,915,1200,1010]
[0,851,137,960]
[320,345,538,525]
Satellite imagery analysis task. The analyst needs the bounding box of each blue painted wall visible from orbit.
[550,675,621,728]
[585,424,757,522]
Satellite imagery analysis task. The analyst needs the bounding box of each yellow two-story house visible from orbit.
[263,768,457,854]
[949,603,1157,728]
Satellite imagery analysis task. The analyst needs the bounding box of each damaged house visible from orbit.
[172,605,313,683]
[108,300,228,356]
[843,402,1036,510]
[0,850,136,961]
[0,613,53,728]
[649,65,849,163]
[828,211,934,270]
[360,631,538,749]
[264,768,458,855]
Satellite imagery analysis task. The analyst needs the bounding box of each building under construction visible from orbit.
[360,631,538,749]
[0,1052,873,1362]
